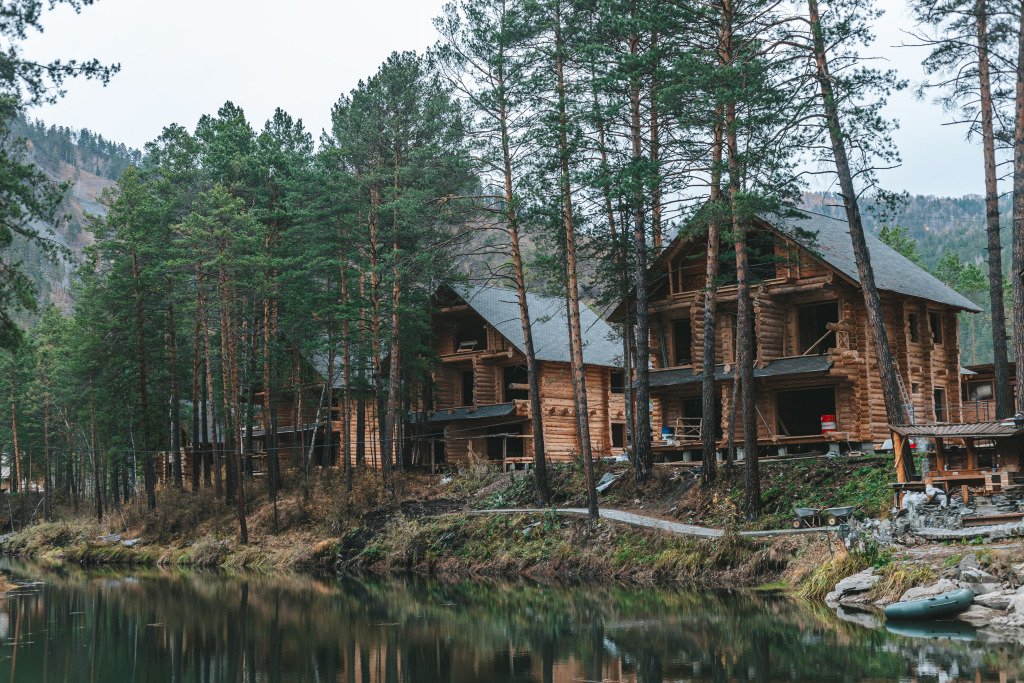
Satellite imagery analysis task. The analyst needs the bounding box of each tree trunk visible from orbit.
[192,272,203,493]
[9,367,25,529]
[807,0,909,460]
[554,0,598,528]
[1014,3,1024,414]
[131,247,157,510]
[628,8,653,485]
[383,227,400,494]
[650,20,662,251]
[168,290,183,488]
[702,107,725,487]
[263,278,280,533]
[90,377,102,523]
[43,373,51,521]
[497,60,549,505]
[977,1,1011,418]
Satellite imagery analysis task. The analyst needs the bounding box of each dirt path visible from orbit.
[468,508,834,539]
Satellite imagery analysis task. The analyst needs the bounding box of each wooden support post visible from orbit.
[965,438,977,471]
[893,431,908,484]
[935,437,946,473]
[502,436,507,472]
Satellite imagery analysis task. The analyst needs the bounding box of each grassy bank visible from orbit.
[338,510,813,586]
[0,456,902,591]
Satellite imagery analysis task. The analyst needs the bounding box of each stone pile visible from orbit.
[994,489,1024,513]
[912,500,976,530]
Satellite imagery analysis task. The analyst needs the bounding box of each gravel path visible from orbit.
[467,508,833,539]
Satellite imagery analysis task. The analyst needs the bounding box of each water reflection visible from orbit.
[0,557,1020,682]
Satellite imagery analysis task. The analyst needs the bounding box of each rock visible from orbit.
[121,538,142,548]
[899,579,960,603]
[99,533,121,543]
[955,604,1003,627]
[959,567,996,583]
[839,593,871,607]
[824,591,841,608]
[974,590,1017,611]
[835,605,883,629]
[834,569,878,596]
[958,581,1001,596]
[958,554,980,572]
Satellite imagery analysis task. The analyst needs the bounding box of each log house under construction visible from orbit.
[175,285,628,476]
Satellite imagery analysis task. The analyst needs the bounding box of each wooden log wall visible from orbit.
[754,289,784,369]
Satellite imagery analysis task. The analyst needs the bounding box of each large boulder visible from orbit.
[834,569,879,596]
[991,592,1024,628]
[974,590,1016,611]
[899,579,960,603]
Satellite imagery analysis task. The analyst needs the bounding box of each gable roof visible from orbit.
[452,285,623,368]
[764,211,981,312]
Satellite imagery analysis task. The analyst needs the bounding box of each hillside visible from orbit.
[1,117,135,320]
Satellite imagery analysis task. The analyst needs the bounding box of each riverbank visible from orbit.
[0,459,1013,596]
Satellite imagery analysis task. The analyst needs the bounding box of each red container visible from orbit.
[821,414,836,434]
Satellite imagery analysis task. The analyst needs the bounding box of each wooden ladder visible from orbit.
[893,360,915,425]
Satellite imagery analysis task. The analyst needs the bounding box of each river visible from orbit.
[0,558,1020,682]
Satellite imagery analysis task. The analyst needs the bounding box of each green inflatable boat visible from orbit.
[884,589,974,621]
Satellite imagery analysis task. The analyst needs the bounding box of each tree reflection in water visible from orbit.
[0,558,1020,682]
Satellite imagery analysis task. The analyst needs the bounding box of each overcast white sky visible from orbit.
[21,0,983,198]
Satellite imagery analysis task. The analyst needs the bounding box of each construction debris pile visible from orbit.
[994,489,1024,514]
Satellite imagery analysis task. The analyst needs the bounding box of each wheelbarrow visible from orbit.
[791,505,856,528]
[822,506,855,526]
[792,507,821,528]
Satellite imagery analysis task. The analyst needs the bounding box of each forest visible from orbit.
[1,0,1023,541]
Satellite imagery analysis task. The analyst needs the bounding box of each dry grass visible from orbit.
[796,547,869,601]
[866,562,937,603]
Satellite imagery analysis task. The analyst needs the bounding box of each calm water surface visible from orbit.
[0,557,1021,682]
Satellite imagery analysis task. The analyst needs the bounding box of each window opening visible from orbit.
[454,317,487,352]
[461,370,474,407]
[908,312,920,343]
[929,311,943,345]
[610,370,625,394]
[797,301,839,355]
[775,387,837,437]
[503,365,529,402]
[611,423,626,449]
[486,424,524,460]
[672,319,693,366]
[934,387,947,422]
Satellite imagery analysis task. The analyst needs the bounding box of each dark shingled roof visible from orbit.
[765,212,982,312]
[427,403,518,423]
[457,285,623,368]
[647,354,834,389]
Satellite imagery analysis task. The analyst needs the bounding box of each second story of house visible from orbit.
[431,285,623,411]
[630,211,980,377]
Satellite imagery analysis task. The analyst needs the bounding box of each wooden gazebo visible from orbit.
[889,420,1024,506]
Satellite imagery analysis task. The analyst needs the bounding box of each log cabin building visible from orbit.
[620,211,981,460]
[174,285,628,476]
[425,285,627,468]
